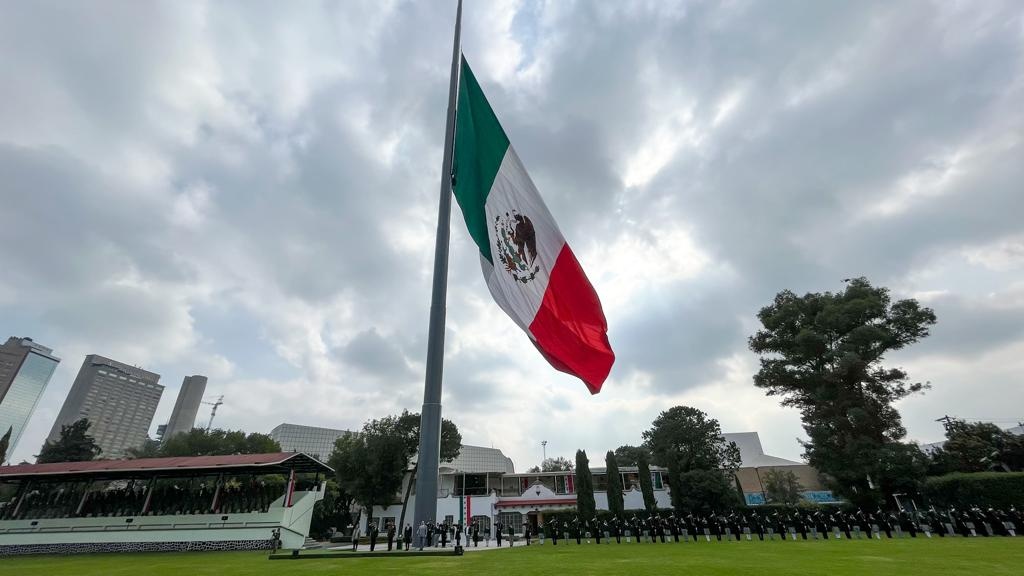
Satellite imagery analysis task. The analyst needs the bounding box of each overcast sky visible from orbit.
[3,1,1023,468]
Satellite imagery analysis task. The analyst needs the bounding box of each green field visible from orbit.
[4,539,1023,576]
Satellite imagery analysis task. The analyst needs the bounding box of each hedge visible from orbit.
[923,472,1024,509]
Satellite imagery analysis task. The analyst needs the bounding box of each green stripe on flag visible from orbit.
[453,57,510,264]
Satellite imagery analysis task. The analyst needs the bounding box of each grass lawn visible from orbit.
[3,538,1023,576]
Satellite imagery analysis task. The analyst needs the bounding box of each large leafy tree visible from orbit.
[642,406,740,513]
[126,438,162,459]
[526,456,574,473]
[37,419,102,463]
[329,416,409,523]
[932,420,1024,473]
[392,410,462,530]
[575,450,597,519]
[642,406,740,472]
[604,451,624,519]
[749,277,937,506]
[158,428,281,457]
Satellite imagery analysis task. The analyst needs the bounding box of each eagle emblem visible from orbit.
[494,210,540,284]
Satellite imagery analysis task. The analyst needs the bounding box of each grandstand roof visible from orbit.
[0,452,332,482]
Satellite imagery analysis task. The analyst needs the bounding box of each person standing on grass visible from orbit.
[508,522,514,547]
[405,524,413,551]
[369,522,379,552]
[417,521,427,551]
[473,523,480,547]
[387,522,395,551]
[495,520,504,547]
[351,525,360,551]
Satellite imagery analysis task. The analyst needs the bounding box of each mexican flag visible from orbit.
[452,57,615,394]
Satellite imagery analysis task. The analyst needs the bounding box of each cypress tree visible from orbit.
[0,426,11,465]
[575,449,597,519]
[638,452,657,512]
[605,450,624,519]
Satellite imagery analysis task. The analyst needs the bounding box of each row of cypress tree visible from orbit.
[573,448,658,519]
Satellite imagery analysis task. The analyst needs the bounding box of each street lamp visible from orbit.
[541,440,547,461]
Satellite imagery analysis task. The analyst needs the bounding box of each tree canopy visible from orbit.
[157,428,280,457]
[329,416,409,517]
[642,406,740,472]
[37,418,102,463]
[749,277,936,506]
[932,420,1024,473]
[526,456,574,473]
[612,445,651,467]
[327,411,463,528]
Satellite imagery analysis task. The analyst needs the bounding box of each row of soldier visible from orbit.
[350,504,1021,552]
[531,505,1022,544]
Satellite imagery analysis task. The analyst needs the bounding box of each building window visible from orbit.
[498,512,522,533]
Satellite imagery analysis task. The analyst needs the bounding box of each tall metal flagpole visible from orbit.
[413,0,462,531]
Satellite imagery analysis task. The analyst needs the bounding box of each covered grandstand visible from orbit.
[0,452,331,556]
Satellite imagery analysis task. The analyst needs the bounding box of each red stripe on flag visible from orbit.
[528,244,615,394]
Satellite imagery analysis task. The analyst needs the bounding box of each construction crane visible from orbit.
[201,395,224,431]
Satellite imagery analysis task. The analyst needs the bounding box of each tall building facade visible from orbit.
[46,355,162,459]
[0,337,60,461]
[162,375,207,440]
[269,423,351,461]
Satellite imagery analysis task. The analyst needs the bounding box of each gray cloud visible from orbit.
[2,0,1023,466]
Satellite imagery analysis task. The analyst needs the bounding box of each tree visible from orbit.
[158,428,281,457]
[933,420,1024,473]
[309,479,355,539]
[392,410,462,531]
[0,426,11,465]
[613,445,651,467]
[604,451,624,519]
[762,469,803,505]
[329,416,409,523]
[642,406,740,473]
[575,449,596,519]
[675,469,739,513]
[37,419,102,463]
[749,277,936,506]
[637,452,657,512]
[875,442,931,500]
[526,456,575,473]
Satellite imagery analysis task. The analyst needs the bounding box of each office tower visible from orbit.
[269,423,351,461]
[46,355,162,459]
[0,337,60,461]
[162,375,207,440]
